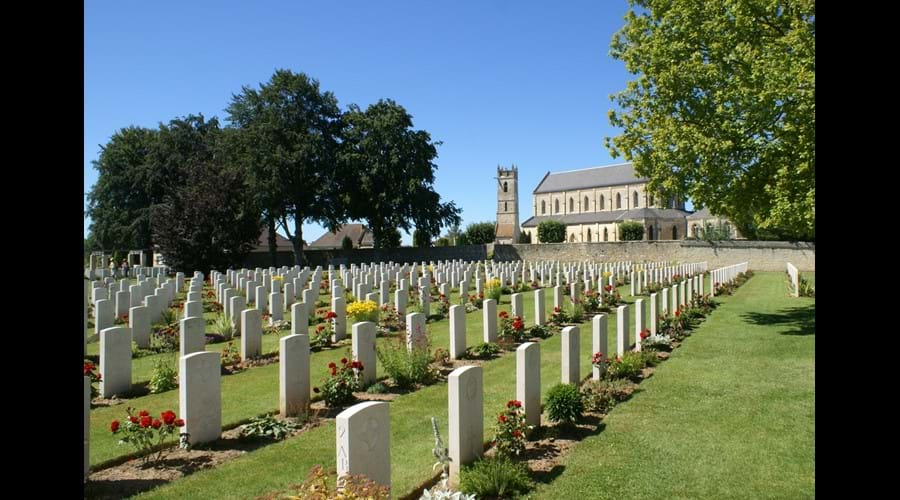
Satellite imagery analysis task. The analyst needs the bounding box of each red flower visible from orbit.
[174,418,185,427]
[512,319,524,330]
[325,311,337,320]
[640,331,649,340]
[139,410,150,417]
[328,362,336,369]
[151,419,162,429]
[553,306,560,313]
[499,415,507,423]
[340,358,348,365]
[512,430,522,438]
[161,410,176,425]
[317,325,325,332]
[499,311,509,319]
[110,420,120,433]
[675,310,681,317]
[592,352,604,364]
[140,415,152,428]
[330,367,337,376]
[605,285,613,292]
[129,416,139,424]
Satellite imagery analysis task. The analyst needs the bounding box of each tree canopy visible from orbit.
[618,221,645,241]
[462,222,496,245]
[226,69,345,265]
[606,0,815,240]
[340,99,461,248]
[538,221,567,243]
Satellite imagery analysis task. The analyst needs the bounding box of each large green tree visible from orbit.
[226,69,345,265]
[463,222,496,245]
[149,115,261,272]
[606,0,815,240]
[86,126,158,253]
[340,99,461,248]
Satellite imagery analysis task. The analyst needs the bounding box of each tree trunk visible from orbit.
[267,216,277,267]
[292,219,305,267]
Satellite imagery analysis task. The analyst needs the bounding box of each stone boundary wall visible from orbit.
[492,241,814,272]
[238,241,814,272]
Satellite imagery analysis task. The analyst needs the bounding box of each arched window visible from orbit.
[633,191,639,207]
[648,225,655,240]
[584,196,589,211]
[603,228,608,241]
[672,226,678,240]
[504,201,507,212]
[692,224,699,237]
[600,194,605,209]
[503,181,508,193]
[555,199,559,213]
[616,193,622,209]
[569,198,574,212]
[541,200,546,214]
[587,228,592,241]
[569,233,576,242]
[650,194,655,207]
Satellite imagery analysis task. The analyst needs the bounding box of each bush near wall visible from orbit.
[618,221,644,241]
[538,220,566,243]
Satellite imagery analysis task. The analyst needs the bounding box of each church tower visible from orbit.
[495,165,520,244]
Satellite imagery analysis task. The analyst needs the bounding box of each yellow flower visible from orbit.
[272,275,284,281]
[347,300,378,321]
[487,279,502,290]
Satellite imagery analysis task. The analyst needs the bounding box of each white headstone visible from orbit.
[406,312,427,351]
[561,326,580,384]
[332,297,346,342]
[336,401,391,489]
[241,308,262,359]
[280,333,310,417]
[179,351,221,445]
[517,342,541,428]
[180,316,206,358]
[449,304,466,360]
[534,288,546,326]
[592,314,608,379]
[352,321,377,386]
[617,305,630,356]
[448,365,483,486]
[511,293,524,320]
[482,299,497,343]
[292,302,308,336]
[99,326,132,398]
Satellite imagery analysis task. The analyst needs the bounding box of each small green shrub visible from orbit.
[366,382,389,394]
[580,378,636,413]
[465,342,501,360]
[148,357,178,394]
[640,349,660,367]
[459,455,533,499]
[545,383,584,425]
[618,221,645,241]
[376,336,437,388]
[529,324,553,339]
[606,351,645,380]
[537,220,566,243]
[149,331,179,353]
[240,414,299,441]
[214,314,236,340]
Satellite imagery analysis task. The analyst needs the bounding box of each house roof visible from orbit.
[310,224,374,249]
[251,227,298,252]
[533,162,646,194]
[686,207,712,219]
[521,208,691,228]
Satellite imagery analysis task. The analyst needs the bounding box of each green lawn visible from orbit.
[528,271,815,499]
[88,278,637,470]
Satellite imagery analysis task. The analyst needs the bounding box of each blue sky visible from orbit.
[85,0,677,245]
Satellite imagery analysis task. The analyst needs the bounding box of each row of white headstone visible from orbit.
[709,262,749,296]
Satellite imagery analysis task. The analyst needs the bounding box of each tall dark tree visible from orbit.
[148,116,261,272]
[340,99,461,248]
[463,222,496,245]
[86,126,158,253]
[606,0,815,240]
[226,69,345,265]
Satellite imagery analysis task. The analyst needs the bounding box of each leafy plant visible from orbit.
[499,311,527,342]
[537,220,566,243]
[221,341,242,367]
[618,221,645,241]
[492,400,530,457]
[214,314,236,340]
[264,465,390,500]
[311,323,334,349]
[432,347,451,367]
[465,342,501,360]
[366,382,389,394]
[459,455,533,499]
[150,330,180,353]
[377,335,437,388]
[580,378,636,413]
[239,414,299,441]
[109,407,187,464]
[798,275,815,297]
[549,305,571,326]
[605,351,645,380]
[84,361,102,398]
[545,383,584,426]
[528,323,553,339]
[313,358,363,407]
[148,357,178,394]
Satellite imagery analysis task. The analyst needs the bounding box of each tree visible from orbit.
[618,221,645,241]
[463,222,495,245]
[456,232,470,246]
[375,228,402,249]
[537,221,566,243]
[444,224,462,246]
[606,0,815,240]
[435,237,451,247]
[413,228,432,248]
[151,161,261,273]
[341,235,354,250]
[340,99,461,248]
[149,116,261,272]
[517,231,532,244]
[86,126,159,253]
[226,69,345,266]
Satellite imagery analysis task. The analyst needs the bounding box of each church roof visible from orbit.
[533,162,646,194]
[686,207,712,219]
[521,208,691,227]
